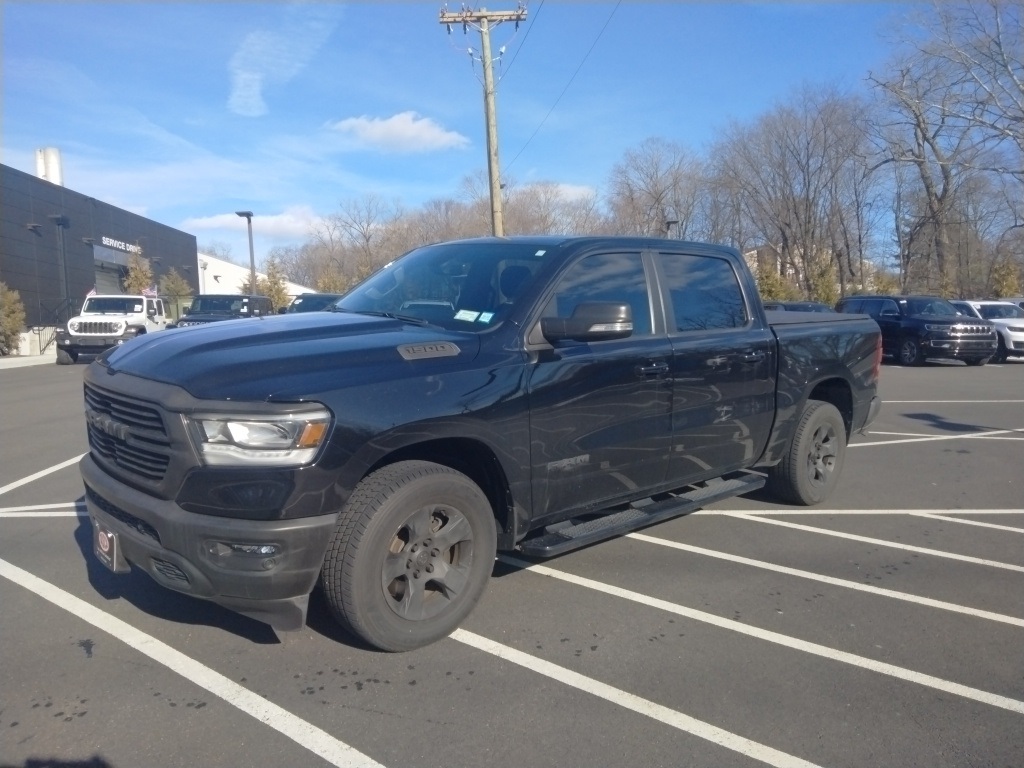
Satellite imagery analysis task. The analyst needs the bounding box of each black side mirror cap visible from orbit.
[541,302,633,343]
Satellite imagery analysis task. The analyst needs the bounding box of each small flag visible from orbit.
[142,285,158,297]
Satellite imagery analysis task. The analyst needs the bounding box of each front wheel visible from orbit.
[963,356,990,366]
[898,337,924,366]
[320,460,497,652]
[766,400,847,506]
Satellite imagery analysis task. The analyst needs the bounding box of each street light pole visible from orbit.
[236,211,256,293]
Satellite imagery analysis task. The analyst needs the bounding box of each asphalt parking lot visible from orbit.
[1,357,1021,768]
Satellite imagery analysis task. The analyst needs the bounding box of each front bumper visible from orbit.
[57,330,137,352]
[920,336,996,359]
[81,453,338,630]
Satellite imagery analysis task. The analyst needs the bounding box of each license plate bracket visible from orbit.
[93,521,130,573]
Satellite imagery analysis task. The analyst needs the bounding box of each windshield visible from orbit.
[902,298,958,316]
[286,294,342,313]
[83,297,144,314]
[336,241,551,330]
[189,296,251,314]
[979,304,1024,320]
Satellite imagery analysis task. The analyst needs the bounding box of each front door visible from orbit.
[526,250,673,522]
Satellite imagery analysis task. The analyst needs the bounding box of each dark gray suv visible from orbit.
[835,295,996,366]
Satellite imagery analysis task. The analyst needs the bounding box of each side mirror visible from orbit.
[541,302,633,343]
[182,307,190,315]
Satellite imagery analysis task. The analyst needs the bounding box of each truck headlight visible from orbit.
[924,324,951,332]
[70,321,80,332]
[185,408,331,467]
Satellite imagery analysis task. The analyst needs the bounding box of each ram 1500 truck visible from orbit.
[79,237,881,651]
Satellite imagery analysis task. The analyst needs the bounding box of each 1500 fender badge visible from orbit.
[398,342,461,360]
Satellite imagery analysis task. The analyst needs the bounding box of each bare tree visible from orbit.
[709,86,875,302]
[915,0,1024,179]
[606,137,705,237]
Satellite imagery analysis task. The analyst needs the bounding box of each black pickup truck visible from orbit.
[79,236,881,651]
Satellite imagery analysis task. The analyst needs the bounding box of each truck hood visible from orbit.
[97,312,481,401]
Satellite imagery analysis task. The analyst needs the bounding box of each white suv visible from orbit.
[950,300,1024,363]
[55,294,168,364]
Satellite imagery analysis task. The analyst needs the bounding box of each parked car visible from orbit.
[168,294,273,328]
[999,297,1024,310]
[763,301,834,313]
[282,293,344,313]
[950,300,1024,363]
[835,294,996,366]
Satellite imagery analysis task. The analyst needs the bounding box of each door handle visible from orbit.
[636,361,669,376]
[741,351,766,363]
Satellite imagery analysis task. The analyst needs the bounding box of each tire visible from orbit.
[56,349,78,365]
[898,337,924,366]
[766,400,847,506]
[964,356,989,366]
[320,460,497,652]
[993,336,1008,364]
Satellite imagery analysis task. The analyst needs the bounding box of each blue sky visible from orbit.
[3,1,913,265]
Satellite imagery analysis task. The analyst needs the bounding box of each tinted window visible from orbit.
[659,253,747,331]
[902,298,957,316]
[541,252,652,336]
[837,299,863,313]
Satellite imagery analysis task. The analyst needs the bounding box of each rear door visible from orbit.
[655,250,776,482]
[526,249,673,520]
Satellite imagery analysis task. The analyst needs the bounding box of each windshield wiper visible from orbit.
[334,308,431,325]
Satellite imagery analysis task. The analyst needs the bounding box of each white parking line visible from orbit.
[0,557,385,768]
[694,509,1024,516]
[0,502,86,518]
[454,629,823,768]
[909,512,1024,533]
[626,533,1024,627]
[497,556,1024,715]
[880,403,1024,409]
[724,513,1024,572]
[850,427,1024,447]
[0,455,86,496]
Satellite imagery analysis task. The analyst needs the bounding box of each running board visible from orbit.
[516,473,765,558]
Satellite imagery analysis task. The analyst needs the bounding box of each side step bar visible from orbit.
[516,473,765,558]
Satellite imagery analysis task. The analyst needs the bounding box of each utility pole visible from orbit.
[440,5,526,237]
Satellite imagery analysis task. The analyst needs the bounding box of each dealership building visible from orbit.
[1,158,313,343]
[1,160,201,330]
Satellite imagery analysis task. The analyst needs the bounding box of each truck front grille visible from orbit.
[77,321,122,334]
[951,324,994,336]
[84,384,171,482]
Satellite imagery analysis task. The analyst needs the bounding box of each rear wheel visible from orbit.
[766,400,847,506]
[898,337,924,366]
[320,460,496,652]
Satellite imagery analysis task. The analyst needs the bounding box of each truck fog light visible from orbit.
[206,541,281,557]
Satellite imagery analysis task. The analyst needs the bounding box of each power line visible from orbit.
[505,0,621,174]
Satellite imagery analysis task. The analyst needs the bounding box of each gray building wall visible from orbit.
[1,163,198,329]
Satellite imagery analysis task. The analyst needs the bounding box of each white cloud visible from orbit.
[183,206,319,242]
[228,4,341,117]
[326,111,470,153]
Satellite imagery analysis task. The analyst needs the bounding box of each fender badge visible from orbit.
[398,342,461,360]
